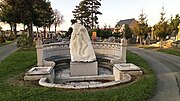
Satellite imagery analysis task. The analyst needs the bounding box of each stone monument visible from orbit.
[36,38,43,67]
[176,23,180,41]
[69,20,98,76]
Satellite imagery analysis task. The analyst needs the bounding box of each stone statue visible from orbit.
[69,20,96,62]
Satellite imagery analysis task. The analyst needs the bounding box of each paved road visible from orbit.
[0,42,18,61]
[128,47,180,101]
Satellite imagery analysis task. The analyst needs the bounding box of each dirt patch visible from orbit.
[6,73,40,87]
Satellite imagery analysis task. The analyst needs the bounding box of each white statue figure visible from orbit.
[69,20,96,62]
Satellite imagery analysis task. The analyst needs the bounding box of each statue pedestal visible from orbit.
[70,61,98,76]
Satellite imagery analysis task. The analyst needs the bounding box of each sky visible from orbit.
[49,0,180,31]
[1,0,180,31]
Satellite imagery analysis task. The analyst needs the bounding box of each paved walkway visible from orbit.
[128,47,180,101]
[0,42,18,61]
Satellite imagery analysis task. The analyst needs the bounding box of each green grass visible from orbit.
[139,45,180,57]
[0,49,36,79]
[0,49,156,101]
[159,49,180,57]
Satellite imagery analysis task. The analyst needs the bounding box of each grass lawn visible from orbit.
[138,45,180,57]
[139,45,180,56]
[0,49,156,101]
[0,40,14,47]
[158,48,180,57]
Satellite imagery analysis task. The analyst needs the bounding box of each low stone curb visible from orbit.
[39,73,131,89]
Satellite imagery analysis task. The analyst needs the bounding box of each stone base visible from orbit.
[113,63,143,77]
[70,61,98,76]
[113,66,123,81]
[24,67,54,83]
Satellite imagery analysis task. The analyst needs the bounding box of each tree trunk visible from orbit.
[140,36,142,45]
[36,27,39,38]
[28,22,34,42]
[13,23,17,38]
[23,24,26,32]
[55,24,57,35]
[160,38,163,49]
[43,26,46,38]
[10,23,13,36]
[91,1,94,29]
[49,26,51,38]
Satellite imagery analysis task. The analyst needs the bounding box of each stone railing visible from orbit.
[36,38,127,67]
[93,42,123,58]
[43,42,70,60]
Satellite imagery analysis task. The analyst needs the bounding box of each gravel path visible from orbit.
[128,47,180,101]
[0,42,18,61]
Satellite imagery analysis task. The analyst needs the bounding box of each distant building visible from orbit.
[114,18,137,33]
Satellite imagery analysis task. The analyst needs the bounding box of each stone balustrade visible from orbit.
[93,42,122,56]
[36,38,127,67]
[43,43,70,60]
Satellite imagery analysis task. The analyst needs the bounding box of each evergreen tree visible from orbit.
[153,7,169,48]
[133,10,149,45]
[168,14,180,36]
[88,0,102,29]
[72,1,90,28]
[101,29,112,39]
[124,24,133,39]
[153,7,169,39]
[72,0,102,29]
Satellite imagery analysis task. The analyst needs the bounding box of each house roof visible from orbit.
[115,18,136,27]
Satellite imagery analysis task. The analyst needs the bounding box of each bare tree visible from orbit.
[53,9,64,35]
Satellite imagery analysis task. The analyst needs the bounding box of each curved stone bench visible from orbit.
[41,41,126,66]
[24,39,143,89]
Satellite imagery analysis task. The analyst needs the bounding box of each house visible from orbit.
[114,18,137,33]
